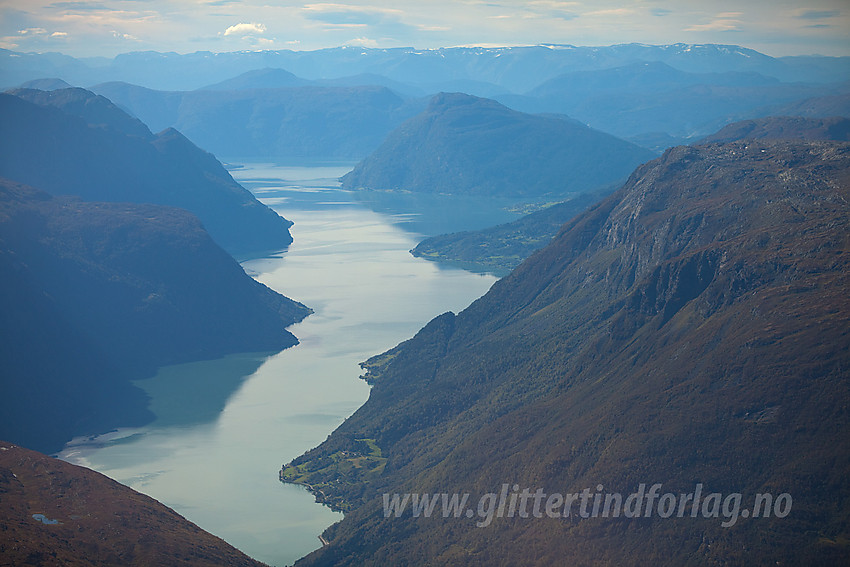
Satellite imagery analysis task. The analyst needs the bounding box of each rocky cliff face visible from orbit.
[289,140,850,566]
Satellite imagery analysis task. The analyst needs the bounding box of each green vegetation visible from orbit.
[359,351,399,385]
[281,439,387,512]
[412,189,613,274]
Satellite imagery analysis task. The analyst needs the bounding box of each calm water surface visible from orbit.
[59,164,498,566]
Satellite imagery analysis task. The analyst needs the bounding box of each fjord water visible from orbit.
[58,164,497,567]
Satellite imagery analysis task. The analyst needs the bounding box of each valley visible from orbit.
[57,163,498,566]
[1,35,848,566]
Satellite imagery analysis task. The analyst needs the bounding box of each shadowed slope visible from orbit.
[0,179,310,453]
[0,90,292,257]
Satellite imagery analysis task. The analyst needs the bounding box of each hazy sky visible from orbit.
[1,1,848,58]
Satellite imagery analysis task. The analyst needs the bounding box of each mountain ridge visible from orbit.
[341,92,655,198]
[412,116,850,273]
[0,89,293,257]
[90,81,425,160]
[3,43,847,92]
[286,139,850,565]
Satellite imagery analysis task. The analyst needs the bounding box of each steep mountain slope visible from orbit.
[91,82,424,160]
[287,140,850,565]
[772,92,850,119]
[0,179,310,453]
[8,86,154,139]
[413,116,850,273]
[0,89,292,257]
[341,92,655,198]
[0,442,268,566]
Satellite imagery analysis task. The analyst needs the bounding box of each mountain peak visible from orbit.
[17,77,73,90]
[0,90,294,256]
[342,93,655,198]
[9,86,154,139]
[199,67,310,90]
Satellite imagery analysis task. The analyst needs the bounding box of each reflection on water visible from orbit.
[59,163,498,567]
[135,353,273,428]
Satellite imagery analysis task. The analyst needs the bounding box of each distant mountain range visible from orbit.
[2,44,847,92]
[496,60,847,146]
[3,44,847,156]
[0,442,268,566]
[341,92,656,198]
[0,88,292,257]
[413,116,850,273]
[286,138,850,565]
[0,179,310,453]
[90,81,425,160]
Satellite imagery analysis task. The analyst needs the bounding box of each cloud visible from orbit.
[49,1,110,10]
[223,22,266,36]
[417,24,451,32]
[652,8,672,17]
[302,3,402,27]
[586,8,635,17]
[684,12,743,32]
[4,26,68,48]
[111,30,137,40]
[524,1,580,20]
[796,10,840,20]
[345,36,379,48]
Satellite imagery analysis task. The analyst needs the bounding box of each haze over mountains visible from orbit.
[0,88,293,256]
[499,60,846,148]
[1,39,849,566]
[91,81,424,160]
[2,44,846,92]
[4,43,847,157]
[287,138,850,565]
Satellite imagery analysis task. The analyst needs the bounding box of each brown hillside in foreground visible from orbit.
[289,140,850,565]
[0,442,267,566]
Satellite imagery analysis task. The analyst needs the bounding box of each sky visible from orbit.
[0,0,848,59]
